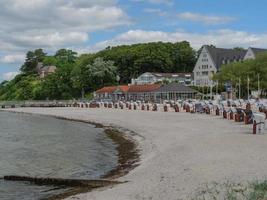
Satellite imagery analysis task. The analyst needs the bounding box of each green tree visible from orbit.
[0,41,198,100]
[55,49,78,63]
[20,49,46,73]
[42,56,58,66]
[93,41,196,83]
[213,52,267,98]
[85,57,118,91]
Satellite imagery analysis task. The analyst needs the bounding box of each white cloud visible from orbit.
[84,29,267,52]
[0,54,25,64]
[12,32,89,50]
[177,12,237,25]
[2,72,19,81]
[0,0,129,56]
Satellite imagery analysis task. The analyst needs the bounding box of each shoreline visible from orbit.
[0,110,140,200]
[2,107,267,200]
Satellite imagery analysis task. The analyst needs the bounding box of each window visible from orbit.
[202,71,209,76]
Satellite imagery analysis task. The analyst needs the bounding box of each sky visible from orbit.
[0,0,267,81]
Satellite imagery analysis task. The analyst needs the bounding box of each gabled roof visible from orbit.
[96,86,117,93]
[154,82,197,93]
[149,72,193,78]
[205,45,247,69]
[250,47,267,56]
[128,84,161,93]
[96,85,129,94]
[41,65,57,72]
[36,62,57,73]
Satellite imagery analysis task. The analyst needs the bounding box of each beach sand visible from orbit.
[3,107,267,200]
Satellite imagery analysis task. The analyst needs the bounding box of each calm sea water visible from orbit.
[0,111,118,200]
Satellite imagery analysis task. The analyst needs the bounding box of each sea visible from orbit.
[0,111,118,200]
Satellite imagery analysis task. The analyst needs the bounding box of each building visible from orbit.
[95,85,129,101]
[36,62,57,78]
[131,72,193,86]
[193,45,267,86]
[127,84,161,101]
[244,47,267,60]
[154,82,197,102]
[193,45,246,86]
[95,83,197,102]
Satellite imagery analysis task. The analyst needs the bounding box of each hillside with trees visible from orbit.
[0,41,197,100]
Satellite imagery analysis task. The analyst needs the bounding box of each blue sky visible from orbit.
[0,0,267,81]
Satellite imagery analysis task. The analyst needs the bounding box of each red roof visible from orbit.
[118,85,130,93]
[96,85,129,94]
[96,86,117,93]
[128,84,161,93]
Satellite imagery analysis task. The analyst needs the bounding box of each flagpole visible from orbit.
[216,81,218,95]
[247,76,250,100]
[239,77,241,100]
[258,73,260,98]
[210,81,213,100]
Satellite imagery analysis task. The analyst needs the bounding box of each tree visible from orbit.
[233,47,245,51]
[40,63,77,100]
[172,41,197,72]
[86,57,117,89]
[213,52,267,98]
[43,56,58,66]
[71,64,86,98]
[55,49,78,63]
[20,49,46,73]
[92,41,196,83]
[0,41,198,100]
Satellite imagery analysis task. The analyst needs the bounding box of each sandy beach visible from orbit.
[3,107,267,200]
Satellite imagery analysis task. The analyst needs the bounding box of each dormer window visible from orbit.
[233,56,237,62]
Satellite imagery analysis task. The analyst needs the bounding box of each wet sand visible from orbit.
[3,107,267,200]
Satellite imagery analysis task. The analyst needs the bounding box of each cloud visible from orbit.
[0,54,25,64]
[143,8,167,16]
[84,29,267,52]
[0,0,129,55]
[2,71,19,81]
[131,0,173,5]
[177,12,237,25]
[11,32,89,50]
[147,0,173,5]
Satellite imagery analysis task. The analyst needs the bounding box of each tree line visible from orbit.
[0,41,197,100]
